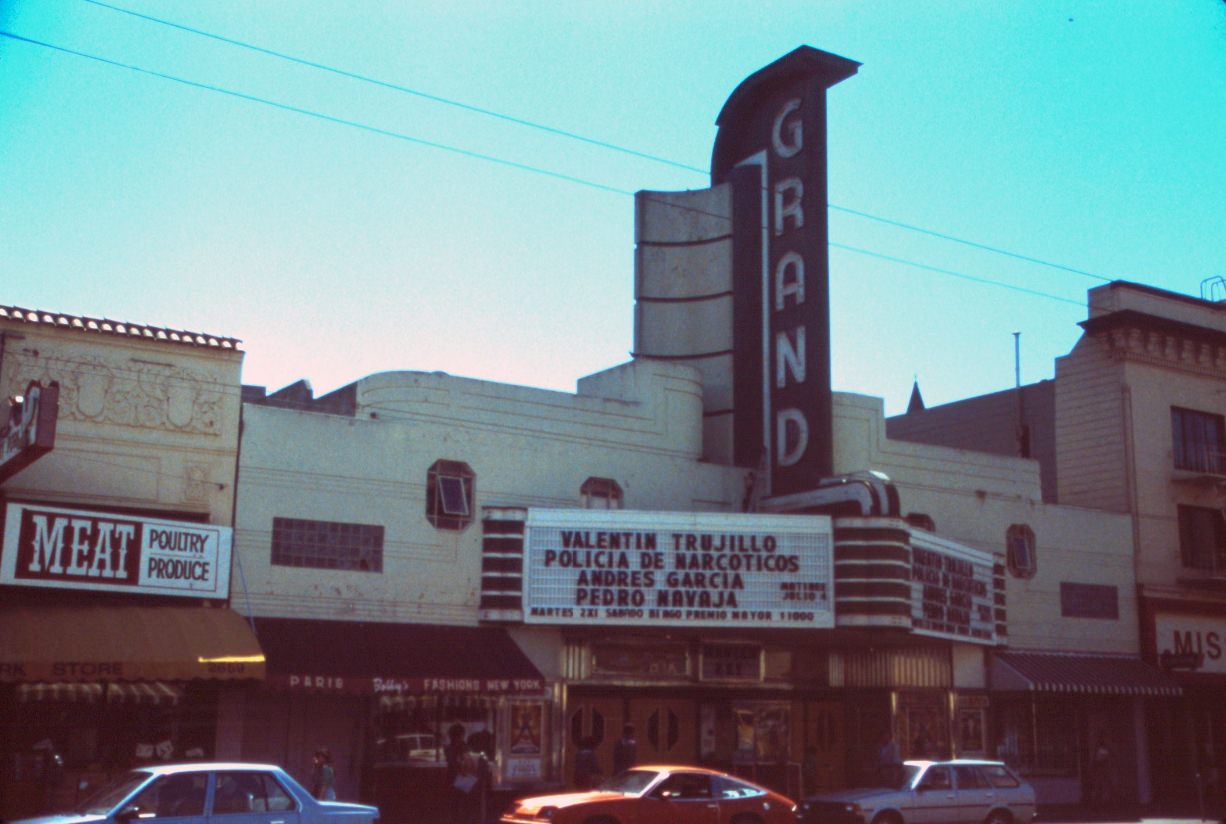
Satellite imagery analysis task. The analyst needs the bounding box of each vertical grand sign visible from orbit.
[711,47,858,497]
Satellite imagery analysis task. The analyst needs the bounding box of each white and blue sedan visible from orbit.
[10,762,379,824]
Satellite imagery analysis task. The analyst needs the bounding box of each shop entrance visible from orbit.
[804,701,845,794]
[629,697,697,765]
[566,696,622,787]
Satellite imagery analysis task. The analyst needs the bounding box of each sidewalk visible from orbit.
[1038,802,1225,824]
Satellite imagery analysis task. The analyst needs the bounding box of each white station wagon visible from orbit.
[797,760,1036,824]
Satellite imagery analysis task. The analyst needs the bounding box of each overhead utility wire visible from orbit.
[1,31,1084,308]
[828,205,1112,283]
[0,32,633,197]
[80,0,703,175]
[82,0,1115,286]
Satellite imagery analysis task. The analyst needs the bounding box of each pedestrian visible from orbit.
[445,724,479,824]
[311,748,336,801]
[1089,739,1113,805]
[612,724,638,776]
[573,736,602,790]
[876,731,902,784]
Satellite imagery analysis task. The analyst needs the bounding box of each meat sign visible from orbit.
[1,502,231,598]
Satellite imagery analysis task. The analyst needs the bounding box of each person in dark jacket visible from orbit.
[612,725,637,776]
[573,737,602,790]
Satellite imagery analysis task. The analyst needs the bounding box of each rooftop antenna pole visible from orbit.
[1014,332,1029,458]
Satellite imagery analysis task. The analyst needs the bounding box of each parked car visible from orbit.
[797,760,1035,824]
[8,761,380,824]
[499,764,796,824]
[375,732,446,765]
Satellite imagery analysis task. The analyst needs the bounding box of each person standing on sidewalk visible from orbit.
[612,725,637,776]
[1088,739,1113,805]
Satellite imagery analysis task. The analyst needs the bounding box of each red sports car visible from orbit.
[500,764,797,824]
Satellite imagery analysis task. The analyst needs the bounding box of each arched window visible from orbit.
[581,477,623,510]
[1006,523,1036,579]
[427,459,474,530]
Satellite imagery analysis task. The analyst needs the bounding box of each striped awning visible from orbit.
[18,681,184,706]
[379,693,502,712]
[17,682,105,704]
[991,651,1182,697]
[108,681,183,706]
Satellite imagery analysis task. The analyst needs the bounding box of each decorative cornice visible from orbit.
[0,305,241,350]
[1086,311,1226,377]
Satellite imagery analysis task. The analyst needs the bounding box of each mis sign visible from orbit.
[523,509,833,629]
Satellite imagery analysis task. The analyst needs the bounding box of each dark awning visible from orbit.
[253,618,546,696]
[0,606,265,682]
[990,651,1181,697]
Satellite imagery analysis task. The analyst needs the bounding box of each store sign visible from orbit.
[700,642,763,682]
[0,381,58,484]
[0,502,231,599]
[910,532,998,644]
[1155,613,1226,675]
[268,674,546,694]
[522,508,833,629]
[712,48,859,495]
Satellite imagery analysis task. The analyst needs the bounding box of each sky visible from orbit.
[2,1,1224,415]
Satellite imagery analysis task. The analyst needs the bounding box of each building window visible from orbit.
[1172,407,1226,474]
[993,696,1077,775]
[1006,524,1036,579]
[271,517,384,571]
[1178,504,1226,573]
[427,459,474,530]
[581,477,623,509]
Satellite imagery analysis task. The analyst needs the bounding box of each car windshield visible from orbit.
[864,764,920,790]
[74,771,152,815]
[597,769,660,795]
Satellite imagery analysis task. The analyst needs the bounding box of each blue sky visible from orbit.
[3,1,1224,414]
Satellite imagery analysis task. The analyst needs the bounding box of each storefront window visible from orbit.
[699,701,790,765]
[993,697,1077,774]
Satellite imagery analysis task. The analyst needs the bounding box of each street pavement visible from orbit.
[1037,802,1224,824]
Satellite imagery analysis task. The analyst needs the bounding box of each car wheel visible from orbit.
[984,810,1013,824]
[871,811,904,824]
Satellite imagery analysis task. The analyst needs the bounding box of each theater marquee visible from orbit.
[1,502,232,599]
[523,509,833,629]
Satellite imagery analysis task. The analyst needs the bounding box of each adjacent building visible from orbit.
[0,307,264,820]
[890,280,1226,803]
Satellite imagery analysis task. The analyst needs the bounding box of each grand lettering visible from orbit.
[25,514,135,579]
[769,98,813,474]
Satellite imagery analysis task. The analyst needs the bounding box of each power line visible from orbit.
[79,0,1116,286]
[0,32,635,198]
[829,205,1113,283]
[830,243,1085,306]
[1,30,1088,310]
[80,0,706,176]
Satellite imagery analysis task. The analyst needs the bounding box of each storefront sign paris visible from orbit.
[0,502,231,598]
[909,531,999,644]
[1155,612,1226,675]
[522,509,833,628]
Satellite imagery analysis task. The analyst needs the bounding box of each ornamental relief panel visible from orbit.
[9,354,225,435]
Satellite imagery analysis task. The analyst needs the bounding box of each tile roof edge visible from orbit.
[0,305,242,350]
